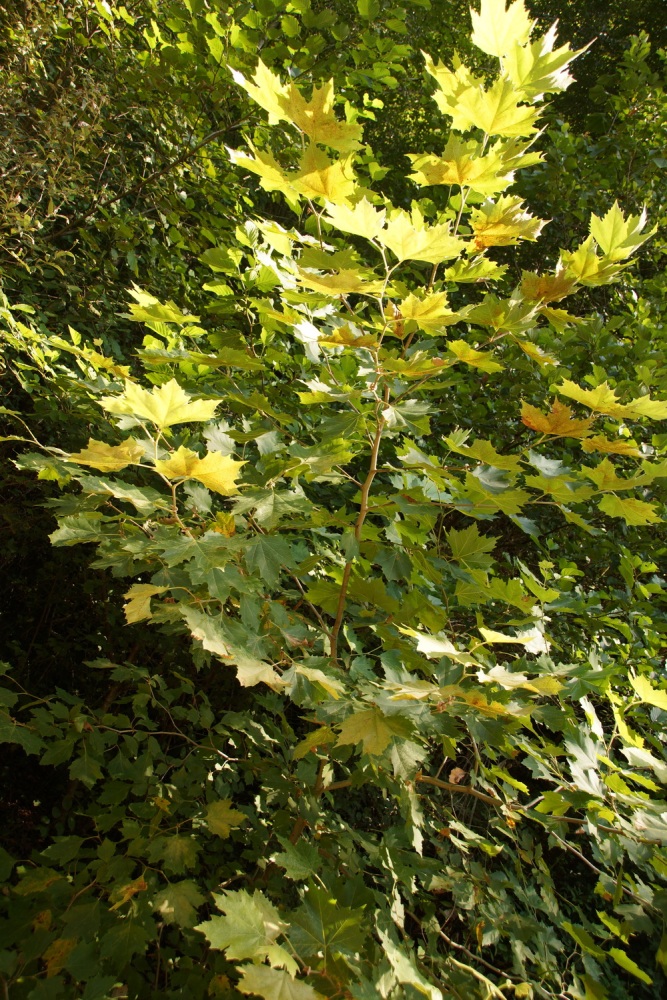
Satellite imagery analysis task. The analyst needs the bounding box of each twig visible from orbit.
[416,772,501,808]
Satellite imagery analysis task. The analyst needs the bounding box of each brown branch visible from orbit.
[415,772,501,808]
[329,386,390,665]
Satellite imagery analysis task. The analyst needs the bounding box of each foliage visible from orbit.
[1,2,667,1000]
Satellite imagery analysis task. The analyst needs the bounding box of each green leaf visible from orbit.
[357,0,380,20]
[153,880,206,928]
[206,799,247,838]
[196,889,293,970]
[238,965,322,1000]
[245,536,295,586]
[288,887,366,966]
[336,708,410,755]
[273,840,321,881]
[560,922,605,958]
[608,948,652,984]
[377,922,443,999]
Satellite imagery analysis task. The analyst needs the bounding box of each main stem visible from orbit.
[329,385,389,665]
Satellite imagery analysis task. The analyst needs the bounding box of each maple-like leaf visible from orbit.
[459,77,541,137]
[336,708,407,756]
[561,235,626,286]
[408,135,514,196]
[445,256,507,283]
[238,965,322,1000]
[503,23,588,99]
[590,201,656,262]
[323,197,386,239]
[292,145,356,204]
[295,268,385,296]
[232,61,362,152]
[153,881,205,928]
[580,435,641,457]
[465,293,536,333]
[101,379,220,429]
[448,340,504,373]
[155,446,245,495]
[471,195,546,248]
[520,266,576,303]
[67,437,145,473]
[470,0,534,58]
[598,495,661,526]
[558,380,667,420]
[396,291,459,331]
[196,890,293,970]
[521,400,593,438]
[379,209,466,263]
[228,145,300,201]
[205,800,247,838]
[123,583,168,624]
[445,435,522,471]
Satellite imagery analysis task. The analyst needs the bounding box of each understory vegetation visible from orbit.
[1,2,666,998]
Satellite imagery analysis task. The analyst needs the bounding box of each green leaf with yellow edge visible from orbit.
[448,340,504,373]
[205,799,247,838]
[238,965,322,1000]
[608,948,652,985]
[295,267,385,296]
[408,135,514,196]
[598,494,661,526]
[123,584,168,624]
[503,25,588,100]
[445,256,508,283]
[153,881,205,928]
[196,889,294,971]
[323,197,386,240]
[293,726,337,760]
[67,438,145,473]
[470,0,534,58]
[590,202,656,262]
[630,674,667,712]
[378,208,466,263]
[395,291,459,332]
[336,708,409,756]
[465,294,536,333]
[471,195,545,248]
[155,446,245,495]
[521,400,593,437]
[292,145,356,204]
[101,379,220,429]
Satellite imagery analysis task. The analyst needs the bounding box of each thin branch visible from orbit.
[416,771,502,808]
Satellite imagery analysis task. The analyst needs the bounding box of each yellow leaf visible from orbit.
[557,380,626,417]
[109,877,148,911]
[323,196,386,239]
[465,294,536,333]
[516,340,560,367]
[336,708,402,756]
[445,435,522,471]
[580,435,641,457]
[295,267,385,296]
[598,494,661,526]
[232,61,362,152]
[43,938,77,978]
[396,291,460,331]
[583,458,650,491]
[234,654,286,691]
[520,266,576,303]
[503,24,589,100]
[379,208,466,263]
[319,326,378,348]
[101,379,220,429]
[67,437,145,472]
[408,135,514,196]
[123,584,168,624]
[155,446,246,495]
[425,55,539,137]
[292,144,356,204]
[448,340,504,373]
[590,201,656,262]
[205,799,247,838]
[228,144,300,200]
[630,675,667,712]
[561,235,626,286]
[521,400,593,438]
[471,195,546,248]
[471,0,534,58]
